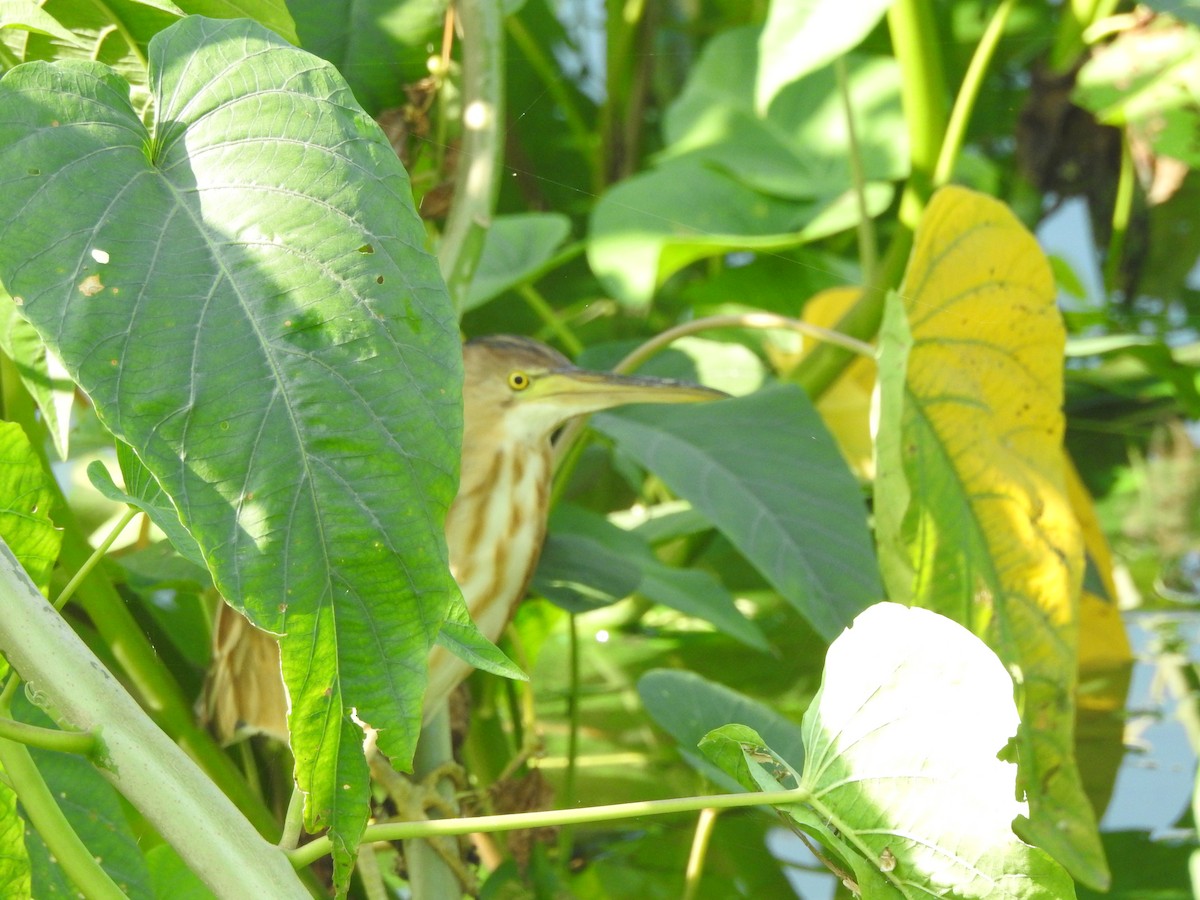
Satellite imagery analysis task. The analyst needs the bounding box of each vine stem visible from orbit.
[54,506,139,611]
[682,807,719,900]
[0,737,128,900]
[613,313,875,375]
[835,57,878,280]
[552,312,874,471]
[438,0,505,316]
[0,716,97,756]
[288,787,810,870]
[933,0,1019,187]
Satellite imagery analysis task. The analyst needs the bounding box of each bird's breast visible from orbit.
[425,443,551,711]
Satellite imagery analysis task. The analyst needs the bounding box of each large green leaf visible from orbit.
[664,27,908,196]
[874,186,1106,887]
[594,384,881,640]
[0,16,462,888]
[588,161,892,307]
[755,0,893,112]
[700,603,1077,898]
[290,0,447,114]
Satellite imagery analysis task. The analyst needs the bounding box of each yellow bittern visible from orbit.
[203,335,723,742]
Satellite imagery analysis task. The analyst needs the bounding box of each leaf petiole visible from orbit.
[287,787,811,870]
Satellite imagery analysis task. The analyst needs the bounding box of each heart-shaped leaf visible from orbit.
[874,185,1105,887]
[0,16,461,887]
[699,603,1077,898]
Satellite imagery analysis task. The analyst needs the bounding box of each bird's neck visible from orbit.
[426,440,552,709]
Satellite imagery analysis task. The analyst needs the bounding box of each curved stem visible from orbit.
[683,807,719,900]
[555,613,581,871]
[1104,133,1134,297]
[835,57,878,280]
[518,284,584,356]
[612,313,876,376]
[288,786,810,870]
[552,312,874,470]
[793,0,948,399]
[934,0,1019,187]
[0,716,98,757]
[54,507,138,611]
[0,737,128,900]
[439,0,505,315]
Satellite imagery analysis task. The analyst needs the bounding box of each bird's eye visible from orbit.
[507,371,531,391]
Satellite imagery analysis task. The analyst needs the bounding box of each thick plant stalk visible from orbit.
[438,0,506,315]
[0,540,307,900]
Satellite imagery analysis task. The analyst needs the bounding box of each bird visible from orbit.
[201,335,725,743]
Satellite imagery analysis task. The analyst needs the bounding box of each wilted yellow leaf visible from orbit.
[874,185,1109,888]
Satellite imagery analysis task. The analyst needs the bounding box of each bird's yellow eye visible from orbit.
[507,371,531,391]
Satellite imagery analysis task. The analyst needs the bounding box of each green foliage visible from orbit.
[0,0,1194,897]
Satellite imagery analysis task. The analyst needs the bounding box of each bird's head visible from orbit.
[462,335,725,445]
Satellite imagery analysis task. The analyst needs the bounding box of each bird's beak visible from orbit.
[532,368,727,416]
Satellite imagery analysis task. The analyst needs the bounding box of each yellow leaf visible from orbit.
[874,185,1109,888]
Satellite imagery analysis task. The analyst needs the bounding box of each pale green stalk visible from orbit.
[289,787,811,869]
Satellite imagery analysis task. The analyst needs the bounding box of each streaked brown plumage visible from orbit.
[202,335,723,743]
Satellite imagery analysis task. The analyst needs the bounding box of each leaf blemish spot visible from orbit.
[79,274,104,296]
[357,243,374,254]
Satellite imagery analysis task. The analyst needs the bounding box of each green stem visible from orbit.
[556,613,581,870]
[599,0,648,187]
[1050,0,1119,72]
[0,358,273,833]
[1104,133,1134,297]
[0,716,98,757]
[279,786,305,850]
[288,787,811,870]
[933,0,1019,187]
[835,57,878,280]
[0,737,128,900]
[506,16,595,172]
[683,807,718,900]
[518,284,585,356]
[887,0,949,232]
[793,0,948,399]
[54,507,138,611]
[439,0,505,316]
